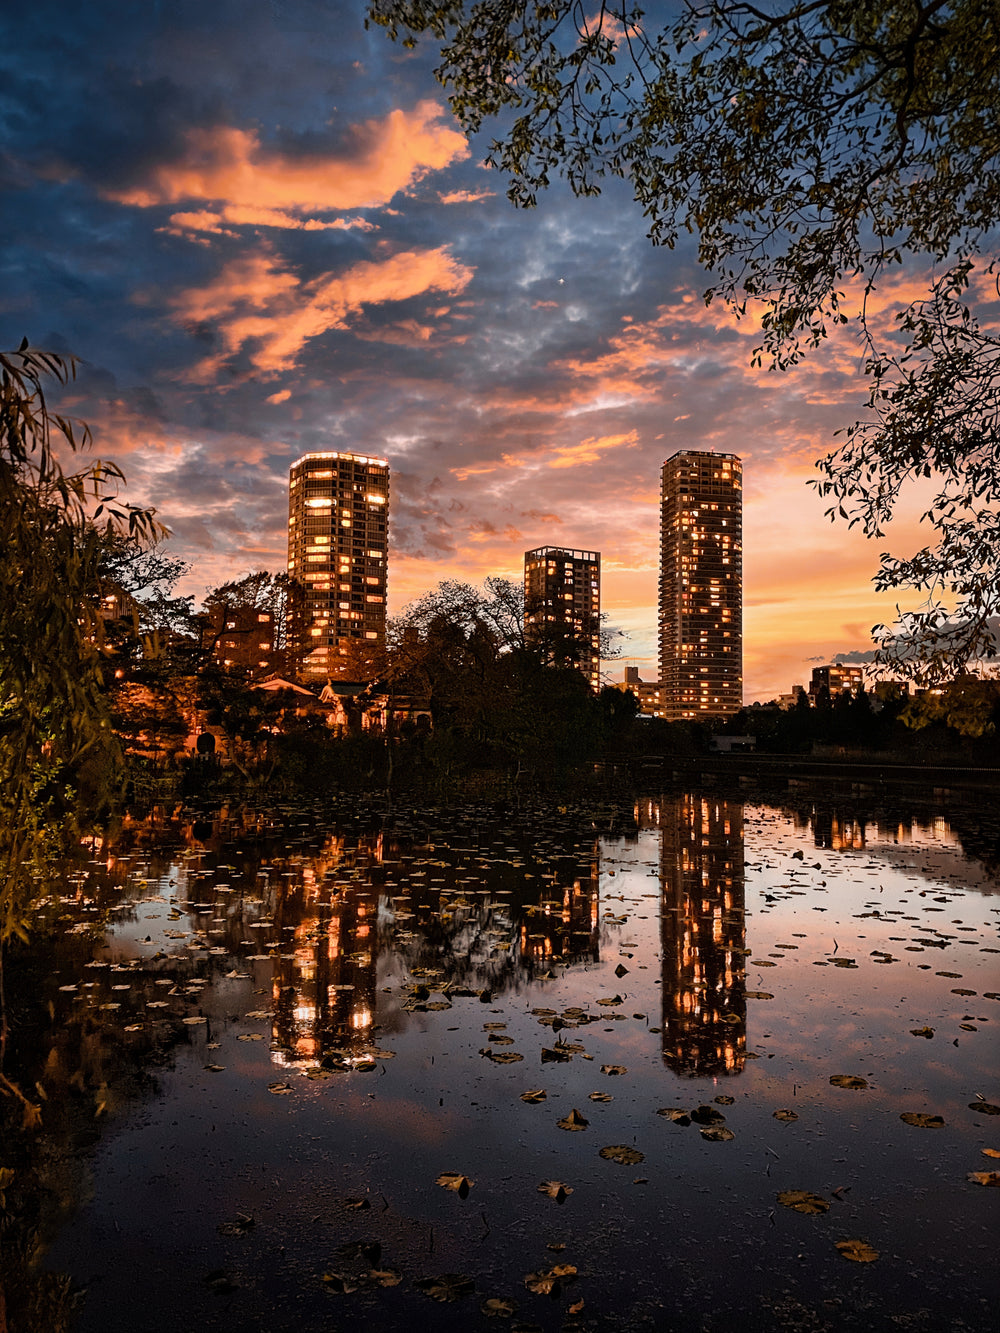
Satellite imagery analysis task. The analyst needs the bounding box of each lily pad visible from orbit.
[835,1238,879,1263]
[773,1109,798,1122]
[482,1296,517,1316]
[524,1264,577,1296]
[700,1125,735,1142]
[599,1145,644,1165]
[690,1104,725,1125]
[588,1092,613,1103]
[520,1089,547,1103]
[900,1113,945,1128]
[415,1273,476,1302]
[557,1108,589,1131]
[600,1064,627,1076]
[969,1101,1000,1115]
[777,1190,829,1215]
[830,1075,868,1090]
[657,1107,690,1125]
[537,1180,574,1202]
[966,1171,1000,1186]
[436,1172,474,1196]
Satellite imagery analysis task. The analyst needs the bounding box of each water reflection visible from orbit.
[639,795,746,1076]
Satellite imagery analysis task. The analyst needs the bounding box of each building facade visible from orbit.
[658,451,742,720]
[809,664,865,699]
[523,546,601,690]
[287,451,389,680]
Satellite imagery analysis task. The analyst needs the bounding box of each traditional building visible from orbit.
[658,451,742,719]
[523,546,601,690]
[287,452,389,680]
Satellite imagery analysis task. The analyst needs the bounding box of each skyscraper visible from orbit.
[523,546,601,690]
[658,451,742,719]
[287,451,389,680]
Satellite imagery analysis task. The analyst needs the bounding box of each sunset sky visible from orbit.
[0,0,945,699]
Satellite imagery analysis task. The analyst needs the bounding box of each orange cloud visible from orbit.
[108,101,469,227]
[165,246,474,376]
[438,188,495,204]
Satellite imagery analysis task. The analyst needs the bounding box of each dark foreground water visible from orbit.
[11,791,1000,1332]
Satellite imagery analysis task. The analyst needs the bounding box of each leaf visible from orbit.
[900,1113,945,1128]
[700,1125,735,1142]
[657,1107,691,1125]
[909,1027,935,1038]
[600,1064,627,1076]
[773,1109,798,1122]
[524,1264,578,1296]
[370,1269,402,1287]
[588,1091,613,1103]
[969,1101,1000,1115]
[557,1108,589,1131]
[436,1172,474,1197]
[599,1144,644,1164]
[690,1104,725,1125]
[966,1171,1000,1187]
[541,1046,572,1063]
[596,994,623,1006]
[830,1075,868,1089]
[777,1190,829,1215]
[267,1081,293,1095]
[835,1239,879,1263]
[480,1048,523,1063]
[520,1088,547,1103]
[982,1148,1000,1158]
[415,1273,476,1302]
[537,1179,573,1202]
[481,1296,517,1316]
[714,1095,735,1105]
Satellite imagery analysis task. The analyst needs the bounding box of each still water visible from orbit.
[23,792,1000,1331]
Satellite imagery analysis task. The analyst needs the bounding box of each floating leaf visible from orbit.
[773,1109,798,1122]
[599,1145,644,1164]
[835,1239,879,1263]
[966,1171,1000,1187]
[777,1190,829,1215]
[909,1027,935,1038]
[596,995,623,1007]
[600,1064,627,1076]
[482,1296,517,1316]
[267,1081,293,1095]
[588,1092,613,1103]
[969,1102,1000,1115]
[520,1089,547,1103]
[415,1273,476,1302]
[537,1180,573,1202]
[557,1108,589,1131]
[524,1264,578,1296]
[690,1104,725,1125]
[900,1113,945,1128]
[182,1015,207,1025]
[700,1125,735,1142]
[714,1095,735,1105]
[982,1148,1000,1159]
[480,1048,523,1064]
[746,991,774,1000]
[370,1269,402,1287]
[203,1063,226,1073]
[830,1075,868,1090]
[657,1107,690,1125]
[541,1047,572,1063]
[340,1197,370,1210]
[436,1172,474,1196]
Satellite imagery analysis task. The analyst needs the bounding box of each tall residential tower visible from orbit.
[524,546,601,690]
[287,451,389,680]
[658,451,742,719]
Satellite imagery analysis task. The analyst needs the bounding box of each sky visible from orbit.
[0,0,944,700]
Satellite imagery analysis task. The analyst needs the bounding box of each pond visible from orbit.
[10,790,1000,1332]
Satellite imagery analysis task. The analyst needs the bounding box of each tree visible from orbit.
[0,344,159,1117]
[369,0,1000,681]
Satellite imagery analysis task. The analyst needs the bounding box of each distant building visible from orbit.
[810,664,865,698]
[618,665,660,715]
[207,603,275,676]
[523,546,601,690]
[287,451,389,680]
[658,451,742,720]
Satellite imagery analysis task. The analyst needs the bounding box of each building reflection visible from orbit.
[642,794,746,1077]
[269,832,384,1066]
[519,848,601,966]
